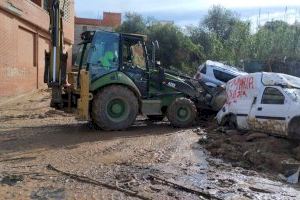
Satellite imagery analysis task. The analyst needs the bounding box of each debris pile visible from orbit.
[195,121,300,183]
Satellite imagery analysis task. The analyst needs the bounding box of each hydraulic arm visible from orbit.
[44,0,68,108]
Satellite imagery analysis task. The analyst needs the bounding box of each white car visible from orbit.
[217,72,300,138]
[194,60,247,87]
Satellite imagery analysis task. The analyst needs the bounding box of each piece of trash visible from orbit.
[0,175,24,186]
[215,127,226,133]
[198,135,208,144]
[225,130,239,135]
[278,174,287,182]
[249,186,273,193]
[243,151,249,157]
[287,167,300,184]
[193,127,205,135]
[246,132,268,142]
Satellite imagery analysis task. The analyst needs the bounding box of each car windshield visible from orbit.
[284,88,300,102]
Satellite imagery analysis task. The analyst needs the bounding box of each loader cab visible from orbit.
[74,31,120,81]
[75,30,150,97]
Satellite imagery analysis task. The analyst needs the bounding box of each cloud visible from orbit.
[74,0,300,26]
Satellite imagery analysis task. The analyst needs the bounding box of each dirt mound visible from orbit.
[197,122,300,176]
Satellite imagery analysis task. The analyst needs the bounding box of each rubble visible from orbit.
[246,132,268,141]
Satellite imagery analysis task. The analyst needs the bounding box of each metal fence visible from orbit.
[244,59,300,77]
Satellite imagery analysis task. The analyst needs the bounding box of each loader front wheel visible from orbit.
[167,98,197,128]
[92,85,138,131]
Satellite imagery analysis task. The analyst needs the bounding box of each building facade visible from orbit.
[0,0,74,97]
[73,12,121,54]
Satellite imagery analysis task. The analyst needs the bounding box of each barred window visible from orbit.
[44,0,71,23]
[61,0,71,23]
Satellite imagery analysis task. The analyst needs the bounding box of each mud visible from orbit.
[0,90,300,199]
[199,118,300,177]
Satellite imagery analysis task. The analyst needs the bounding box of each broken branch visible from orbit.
[46,164,151,200]
[148,174,221,200]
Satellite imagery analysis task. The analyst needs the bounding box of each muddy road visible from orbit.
[0,90,300,199]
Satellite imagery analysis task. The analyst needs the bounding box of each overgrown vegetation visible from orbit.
[117,6,300,75]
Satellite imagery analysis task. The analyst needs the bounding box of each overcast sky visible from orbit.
[75,0,300,26]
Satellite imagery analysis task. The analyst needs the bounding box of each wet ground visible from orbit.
[0,90,300,199]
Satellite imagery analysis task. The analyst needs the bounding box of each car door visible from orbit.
[249,87,290,136]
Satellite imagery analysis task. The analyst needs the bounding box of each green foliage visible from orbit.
[247,21,300,60]
[118,8,300,74]
[147,24,204,74]
[203,5,239,41]
[117,12,147,34]
[118,13,204,75]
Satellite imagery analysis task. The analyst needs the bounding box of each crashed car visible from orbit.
[194,60,247,87]
[217,72,300,138]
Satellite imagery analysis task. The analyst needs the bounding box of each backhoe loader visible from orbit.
[45,0,226,130]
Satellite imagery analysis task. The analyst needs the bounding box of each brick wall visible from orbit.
[0,0,74,97]
[102,12,121,28]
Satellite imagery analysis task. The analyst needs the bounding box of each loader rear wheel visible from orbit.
[167,98,197,128]
[92,85,138,131]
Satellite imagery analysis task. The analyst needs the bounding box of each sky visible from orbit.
[75,0,300,27]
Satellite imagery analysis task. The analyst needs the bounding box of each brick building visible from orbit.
[73,12,121,54]
[0,0,74,97]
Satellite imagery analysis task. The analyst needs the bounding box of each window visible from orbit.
[31,0,42,7]
[200,65,207,74]
[131,43,146,70]
[213,69,236,82]
[82,26,87,32]
[122,40,146,70]
[87,32,119,80]
[261,87,285,104]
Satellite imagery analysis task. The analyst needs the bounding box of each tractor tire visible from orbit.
[167,97,197,128]
[147,115,165,121]
[92,85,138,131]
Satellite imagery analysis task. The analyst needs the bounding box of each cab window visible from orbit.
[122,39,146,70]
[261,87,285,104]
[87,32,119,80]
[131,43,146,70]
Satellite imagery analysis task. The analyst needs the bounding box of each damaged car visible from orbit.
[194,60,247,88]
[217,72,300,139]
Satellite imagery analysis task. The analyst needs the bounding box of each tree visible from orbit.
[224,21,251,64]
[203,5,238,41]
[117,12,147,34]
[147,23,204,74]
